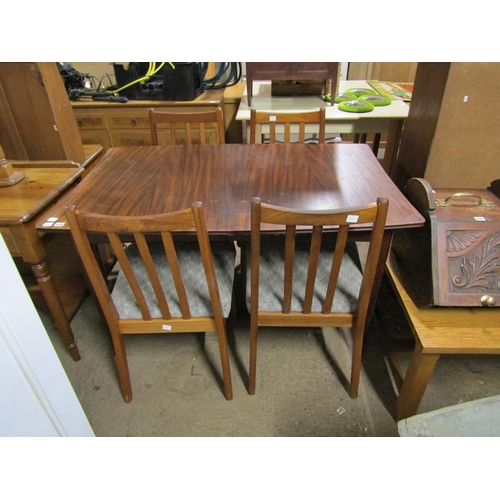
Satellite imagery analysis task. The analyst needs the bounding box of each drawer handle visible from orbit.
[131,118,137,126]
[436,192,495,208]
[77,120,83,127]
[481,295,497,307]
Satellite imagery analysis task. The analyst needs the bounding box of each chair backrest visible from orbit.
[249,108,326,144]
[149,107,225,145]
[250,196,389,321]
[66,203,228,325]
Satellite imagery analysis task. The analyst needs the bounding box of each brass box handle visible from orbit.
[435,192,495,208]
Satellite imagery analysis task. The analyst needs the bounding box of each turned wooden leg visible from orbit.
[31,259,81,361]
[395,342,440,421]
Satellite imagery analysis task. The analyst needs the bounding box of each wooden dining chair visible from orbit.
[247,196,389,398]
[149,107,225,145]
[249,108,326,144]
[65,202,235,403]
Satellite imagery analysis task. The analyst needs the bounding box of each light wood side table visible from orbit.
[381,252,500,420]
[0,144,103,361]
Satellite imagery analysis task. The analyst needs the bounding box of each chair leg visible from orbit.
[349,326,364,399]
[248,319,258,395]
[215,321,233,400]
[110,330,133,403]
[237,243,248,315]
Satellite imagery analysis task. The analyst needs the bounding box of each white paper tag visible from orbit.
[474,216,486,221]
[47,217,58,222]
[346,215,359,223]
[54,222,65,227]
[270,116,277,121]
[42,222,54,227]
[162,325,172,331]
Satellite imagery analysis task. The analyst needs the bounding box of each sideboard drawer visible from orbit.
[107,110,150,129]
[75,112,107,130]
[109,130,153,147]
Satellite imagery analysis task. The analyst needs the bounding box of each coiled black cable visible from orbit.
[202,63,242,89]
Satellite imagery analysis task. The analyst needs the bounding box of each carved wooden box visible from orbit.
[392,178,500,308]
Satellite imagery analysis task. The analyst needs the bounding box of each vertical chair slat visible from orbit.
[199,123,206,144]
[108,232,152,321]
[298,123,306,143]
[185,122,192,145]
[161,231,191,319]
[323,226,349,313]
[169,123,178,144]
[303,225,322,314]
[270,122,276,143]
[283,225,296,314]
[284,123,291,143]
[134,232,172,320]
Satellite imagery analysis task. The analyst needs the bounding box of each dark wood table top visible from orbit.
[36,144,424,235]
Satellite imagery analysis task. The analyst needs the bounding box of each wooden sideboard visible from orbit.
[71,89,239,150]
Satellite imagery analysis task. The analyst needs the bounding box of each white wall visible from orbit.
[0,234,94,437]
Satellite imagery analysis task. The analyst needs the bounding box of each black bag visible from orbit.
[113,63,163,100]
[162,62,204,101]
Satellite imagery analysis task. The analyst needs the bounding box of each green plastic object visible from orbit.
[358,94,392,106]
[334,92,357,103]
[338,99,375,113]
[345,87,377,98]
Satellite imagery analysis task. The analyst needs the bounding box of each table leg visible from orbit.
[9,224,81,361]
[372,133,381,157]
[395,341,439,420]
[382,118,405,174]
[31,259,81,361]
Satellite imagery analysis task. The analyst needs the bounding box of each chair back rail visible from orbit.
[249,108,326,144]
[149,107,225,145]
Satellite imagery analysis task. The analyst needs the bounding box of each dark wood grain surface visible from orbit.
[36,144,424,235]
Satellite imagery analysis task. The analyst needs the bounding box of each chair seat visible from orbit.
[246,239,363,313]
[112,241,236,319]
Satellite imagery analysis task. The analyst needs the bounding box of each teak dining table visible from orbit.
[38,143,423,232]
[37,143,424,334]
